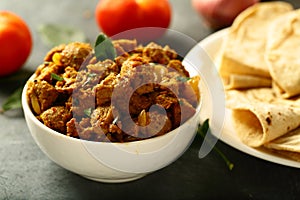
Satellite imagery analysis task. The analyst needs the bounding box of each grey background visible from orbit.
[1,0,300,199]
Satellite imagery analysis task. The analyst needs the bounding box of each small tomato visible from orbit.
[0,11,32,76]
[95,0,172,41]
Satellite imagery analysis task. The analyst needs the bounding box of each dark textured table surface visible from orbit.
[1,0,300,199]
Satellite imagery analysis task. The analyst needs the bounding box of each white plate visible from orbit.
[187,28,300,168]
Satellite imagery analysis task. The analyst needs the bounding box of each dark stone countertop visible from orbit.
[1,0,300,199]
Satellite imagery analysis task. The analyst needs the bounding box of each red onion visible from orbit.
[192,0,259,29]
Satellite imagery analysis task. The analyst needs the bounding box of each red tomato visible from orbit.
[0,11,32,76]
[95,0,172,41]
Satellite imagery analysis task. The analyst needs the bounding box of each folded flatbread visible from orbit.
[226,88,300,147]
[265,9,300,98]
[219,2,293,89]
[264,127,300,161]
[224,74,271,90]
[218,2,300,161]
[264,127,300,153]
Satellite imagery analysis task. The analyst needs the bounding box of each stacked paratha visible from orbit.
[219,1,293,90]
[266,9,300,98]
[219,1,300,161]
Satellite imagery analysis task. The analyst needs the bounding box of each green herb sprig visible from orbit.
[94,33,117,61]
[38,23,88,47]
[176,76,191,82]
[0,87,23,113]
[83,107,93,117]
[51,73,64,81]
[198,119,234,170]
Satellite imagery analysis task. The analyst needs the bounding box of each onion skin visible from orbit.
[192,0,259,29]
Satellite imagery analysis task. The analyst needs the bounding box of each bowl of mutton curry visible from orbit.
[22,37,201,183]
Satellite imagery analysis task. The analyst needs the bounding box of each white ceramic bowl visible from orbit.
[22,74,201,183]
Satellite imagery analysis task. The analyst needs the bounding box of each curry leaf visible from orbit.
[84,107,93,117]
[51,73,64,81]
[198,119,210,136]
[94,33,116,61]
[38,23,88,47]
[198,119,234,170]
[0,87,23,113]
[176,76,191,82]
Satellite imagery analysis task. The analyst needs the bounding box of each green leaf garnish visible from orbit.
[176,76,191,82]
[198,119,234,170]
[198,119,210,136]
[51,73,64,81]
[94,33,117,61]
[84,107,93,117]
[0,87,23,113]
[38,23,88,47]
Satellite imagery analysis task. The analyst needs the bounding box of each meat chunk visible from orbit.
[154,91,182,128]
[159,72,181,97]
[35,62,61,83]
[27,80,59,115]
[115,115,138,140]
[66,117,100,141]
[71,88,95,118]
[179,98,196,123]
[66,118,78,138]
[167,59,189,77]
[55,66,78,94]
[44,44,66,62]
[90,105,114,134]
[87,59,119,75]
[137,109,172,138]
[179,79,199,107]
[40,106,72,133]
[129,93,153,115]
[56,42,93,70]
[154,91,178,110]
[120,54,149,77]
[169,98,196,128]
[113,39,138,56]
[95,73,118,105]
[142,42,177,65]
[119,56,159,95]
